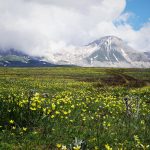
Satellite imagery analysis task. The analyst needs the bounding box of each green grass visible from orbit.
[0,67,150,150]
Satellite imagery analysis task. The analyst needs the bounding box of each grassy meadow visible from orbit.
[0,67,150,150]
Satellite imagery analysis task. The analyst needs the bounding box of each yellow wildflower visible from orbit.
[23,127,27,131]
[51,115,55,118]
[56,143,62,148]
[56,111,60,115]
[105,144,112,150]
[71,105,75,108]
[61,145,67,150]
[73,145,81,150]
[9,120,14,124]
[63,111,68,115]
[52,103,56,110]
[12,126,16,130]
[30,107,36,111]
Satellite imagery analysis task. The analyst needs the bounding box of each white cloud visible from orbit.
[0,0,149,57]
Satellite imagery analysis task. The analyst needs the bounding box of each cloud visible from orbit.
[0,0,149,57]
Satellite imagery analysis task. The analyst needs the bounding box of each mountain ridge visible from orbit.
[0,36,150,68]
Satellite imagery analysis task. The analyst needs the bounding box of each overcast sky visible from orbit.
[0,0,150,56]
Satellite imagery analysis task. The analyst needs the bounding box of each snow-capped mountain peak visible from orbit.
[47,35,150,68]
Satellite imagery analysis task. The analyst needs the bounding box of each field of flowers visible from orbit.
[0,67,150,149]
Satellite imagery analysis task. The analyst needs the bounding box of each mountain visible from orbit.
[0,49,55,67]
[84,36,150,67]
[0,36,150,68]
[50,36,150,68]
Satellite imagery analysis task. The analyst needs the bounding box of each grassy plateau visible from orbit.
[0,67,150,150]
